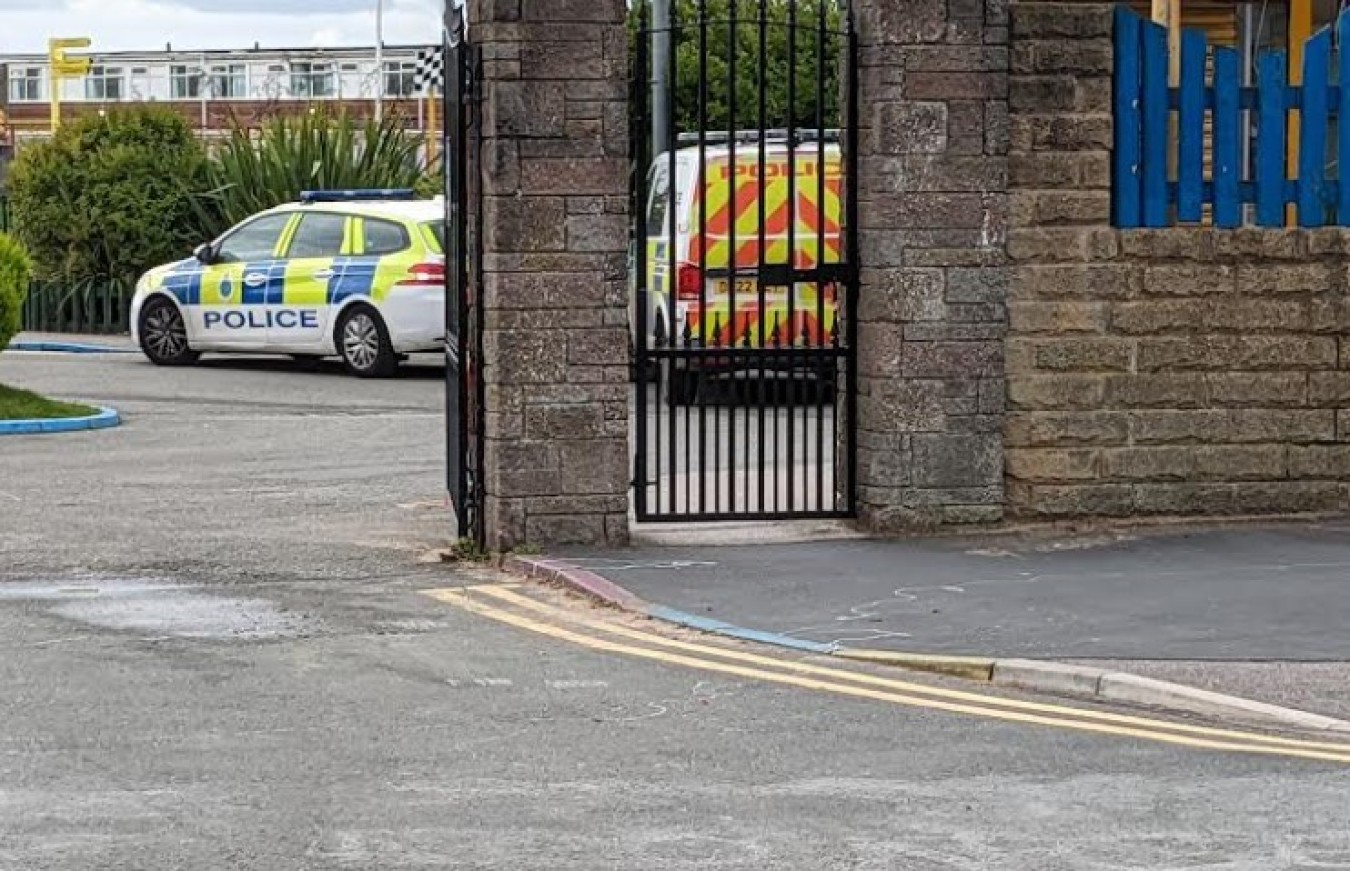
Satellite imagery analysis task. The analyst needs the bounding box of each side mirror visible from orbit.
[193,243,214,265]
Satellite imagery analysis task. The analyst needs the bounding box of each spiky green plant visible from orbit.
[200,108,434,232]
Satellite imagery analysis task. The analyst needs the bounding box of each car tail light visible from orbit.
[676,263,702,301]
[397,260,446,287]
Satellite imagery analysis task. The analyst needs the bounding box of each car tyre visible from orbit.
[138,296,199,367]
[337,305,400,378]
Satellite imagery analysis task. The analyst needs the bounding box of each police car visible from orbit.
[131,189,446,378]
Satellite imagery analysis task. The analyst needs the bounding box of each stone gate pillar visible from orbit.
[850,0,1011,530]
[469,0,632,549]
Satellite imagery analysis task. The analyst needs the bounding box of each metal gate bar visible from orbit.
[632,0,857,523]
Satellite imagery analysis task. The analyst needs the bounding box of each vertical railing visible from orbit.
[1114,5,1350,228]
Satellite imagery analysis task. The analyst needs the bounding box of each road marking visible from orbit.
[546,679,611,690]
[425,588,1350,765]
[473,585,1350,754]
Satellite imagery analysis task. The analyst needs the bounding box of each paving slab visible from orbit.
[560,523,1350,661]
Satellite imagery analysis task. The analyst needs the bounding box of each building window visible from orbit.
[383,61,417,98]
[8,67,43,102]
[290,62,335,98]
[210,64,247,99]
[170,65,203,99]
[85,66,125,101]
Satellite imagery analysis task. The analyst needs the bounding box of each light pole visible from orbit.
[374,0,385,121]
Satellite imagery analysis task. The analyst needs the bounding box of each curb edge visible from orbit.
[506,556,1350,734]
[0,406,122,436]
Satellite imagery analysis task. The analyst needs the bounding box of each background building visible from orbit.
[0,43,439,148]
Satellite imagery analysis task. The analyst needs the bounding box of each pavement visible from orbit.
[4,349,1350,869]
[548,524,1350,720]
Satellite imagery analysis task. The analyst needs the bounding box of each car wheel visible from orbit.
[138,297,198,366]
[337,305,400,378]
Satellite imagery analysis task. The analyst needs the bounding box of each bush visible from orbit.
[200,108,434,231]
[0,233,33,353]
[6,107,212,287]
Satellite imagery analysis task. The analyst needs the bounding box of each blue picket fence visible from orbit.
[1114,5,1350,228]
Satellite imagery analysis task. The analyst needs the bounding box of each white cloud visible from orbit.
[0,0,441,53]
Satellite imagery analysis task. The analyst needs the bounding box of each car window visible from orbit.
[363,218,410,256]
[423,221,445,255]
[646,164,670,237]
[214,214,292,264]
[288,212,347,259]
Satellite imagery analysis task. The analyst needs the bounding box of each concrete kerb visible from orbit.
[506,555,1350,735]
[0,406,122,436]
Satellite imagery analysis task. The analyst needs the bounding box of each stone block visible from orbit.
[1016,484,1134,517]
[1118,228,1218,260]
[1130,483,1236,515]
[1014,40,1112,76]
[567,329,628,366]
[1141,264,1236,296]
[897,154,1009,192]
[1104,374,1208,409]
[903,45,1010,72]
[1128,410,1335,445]
[1004,411,1128,446]
[1006,374,1105,410]
[1309,372,1350,404]
[484,196,566,252]
[1205,299,1310,333]
[519,157,626,195]
[1288,445,1350,479]
[1102,445,1287,482]
[858,378,947,432]
[948,267,1008,303]
[860,440,914,488]
[905,322,1007,341]
[1011,3,1114,40]
[911,433,1003,488]
[1237,263,1332,295]
[948,101,987,154]
[1228,482,1346,514]
[525,514,608,546]
[1207,373,1309,407]
[559,438,628,494]
[1024,337,1132,371]
[1010,301,1107,333]
[856,0,947,44]
[567,214,628,252]
[864,193,991,229]
[1005,448,1100,482]
[1213,228,1307,260]
[525,404,607,440]
[902,341,1003,377]
[484,272,606,309]
[1008,75,1076,112]
[1135,336,1337,372]
[1012,190,1111,226]
[1006,228,1118,262]
[857,323,907,378]
[522,39,602,80]
[483,80,567,138]
[1307,228,1350,255]
[872,102,948,154]
[860,268,947,321]
[483,330,568,384]
[1012,263,1139,299]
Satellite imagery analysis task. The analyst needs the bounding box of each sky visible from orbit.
[0,0,444,54]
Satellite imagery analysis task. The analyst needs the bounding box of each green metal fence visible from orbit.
[21,281,133,335]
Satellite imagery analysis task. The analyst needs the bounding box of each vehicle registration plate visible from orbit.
[711,279,760,296]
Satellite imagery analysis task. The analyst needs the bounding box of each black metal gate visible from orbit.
[444,3,484,543]
[631,0,858,522]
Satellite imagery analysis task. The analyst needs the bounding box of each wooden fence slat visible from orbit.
[1298,26,1332,227]
[1339,7,1350,224]
[1114,5,1143,228]
[1256,51,1289,227]
[1213,46,1242,227]
[1141,19,1170,227]
[1178,28,1208,222]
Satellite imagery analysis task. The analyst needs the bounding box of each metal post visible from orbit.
[1241,1,1255,224]
[375,0,385,121]
[651,0,670,157]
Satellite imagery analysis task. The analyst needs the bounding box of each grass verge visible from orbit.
[0,383,97,421]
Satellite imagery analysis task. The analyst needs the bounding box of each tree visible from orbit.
[199,109,433,232]
[7,107,212,286]
[0,233,32,354]
[633,0,845,136]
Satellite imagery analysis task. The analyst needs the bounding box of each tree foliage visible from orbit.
[200,109,433,231]
[0,233,33,353]
[632,0,845,135]
[7,107,212,285]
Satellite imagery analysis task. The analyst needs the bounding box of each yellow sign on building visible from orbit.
[48,37,92,132]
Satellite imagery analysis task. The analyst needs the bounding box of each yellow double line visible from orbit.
[427,585,1350,765]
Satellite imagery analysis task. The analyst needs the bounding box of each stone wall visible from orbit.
[852,0,1011,530]
[1006,0,1350,519]
[471,0,631,548]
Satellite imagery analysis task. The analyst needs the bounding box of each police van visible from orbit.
[635,130,844,402]
[131,189,446,378]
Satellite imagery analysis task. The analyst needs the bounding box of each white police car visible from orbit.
[131,189,446,378]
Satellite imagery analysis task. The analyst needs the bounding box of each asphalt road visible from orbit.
[2,349,1350,870]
